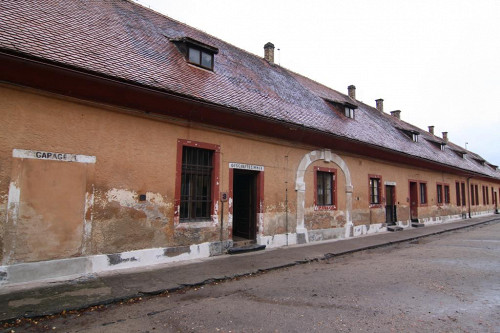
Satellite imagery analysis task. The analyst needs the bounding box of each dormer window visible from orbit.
[472,157,486,166]
[345,106,355,118]
[188,47,214,69]
[425,138,446,151]
[324,99,357,119]
[398,127,419,142]
[171,37,218,71]
[344,102,357,119]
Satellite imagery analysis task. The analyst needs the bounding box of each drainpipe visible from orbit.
[467,176,472,219]
[220,198,224,254]
[285,154,289,246]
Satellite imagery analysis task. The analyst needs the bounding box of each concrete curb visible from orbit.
[1,216,499,324]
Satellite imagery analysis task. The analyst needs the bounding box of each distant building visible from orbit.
[1,1,499,285]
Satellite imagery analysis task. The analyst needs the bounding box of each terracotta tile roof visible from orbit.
[1,0,499,179]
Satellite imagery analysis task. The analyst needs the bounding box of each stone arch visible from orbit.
[295,149,353,243]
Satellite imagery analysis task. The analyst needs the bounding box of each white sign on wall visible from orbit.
[229,162,264,171]
[13,149,96,164]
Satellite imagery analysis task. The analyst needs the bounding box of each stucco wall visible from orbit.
[1,84,499,266]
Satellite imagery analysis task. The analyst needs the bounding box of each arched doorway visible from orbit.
[295,149,353,243]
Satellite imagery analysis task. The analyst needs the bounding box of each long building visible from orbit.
[1,0,499,285]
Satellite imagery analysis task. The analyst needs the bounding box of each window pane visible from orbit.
[444,185,450,203]
[317,171,334,206]
[461,183,466,206]
[471,185,475,205]
[420,183,427,204]
[189,48,200,65]
[201,51,213,69]
[325,174,332,205]
[370,178,380,204]
[317,174,324,205]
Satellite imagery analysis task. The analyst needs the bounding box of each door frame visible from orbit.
[385,184,397,224]
[229,167,264,241]
[409,180,419,221]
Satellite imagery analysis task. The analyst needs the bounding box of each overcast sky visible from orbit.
[136,0,500,165]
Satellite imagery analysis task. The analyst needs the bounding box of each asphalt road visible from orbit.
[9,222,500,332]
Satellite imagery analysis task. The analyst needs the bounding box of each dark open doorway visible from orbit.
[232,170,258,240]
[385,185,397,224]
[409,181,418,221]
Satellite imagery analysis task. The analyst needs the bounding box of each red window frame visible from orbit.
[462,182,467,206]
[174,139,220,224]
[419,181,428,206]
[436,183,444,205]
[474,185,479,206]
[314,166,337,210]
[444,184,450,204]
[368,174,383,208]
[471,184,476,206]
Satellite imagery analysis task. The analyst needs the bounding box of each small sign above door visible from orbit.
[229,162,264,171]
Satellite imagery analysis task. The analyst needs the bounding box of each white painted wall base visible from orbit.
[0,242,213,286]
[258,233,297,248]
[1,211,495,286]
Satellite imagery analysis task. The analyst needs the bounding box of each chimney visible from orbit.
[390,110,401,119]
[348,85,356,99]
[375,99,384,112]
[428,126,435,135]
[264,42,275,63]
[442,131,448,142]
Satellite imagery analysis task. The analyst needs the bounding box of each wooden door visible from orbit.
[409,181,418,220]
[385,185,397,224]
[232,171,257,240]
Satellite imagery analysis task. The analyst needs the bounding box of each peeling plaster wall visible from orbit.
[0,86,309,260]
[1,84,499,278]
[92,188,172,254]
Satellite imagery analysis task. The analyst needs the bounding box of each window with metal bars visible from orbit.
[180,146,213,221]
